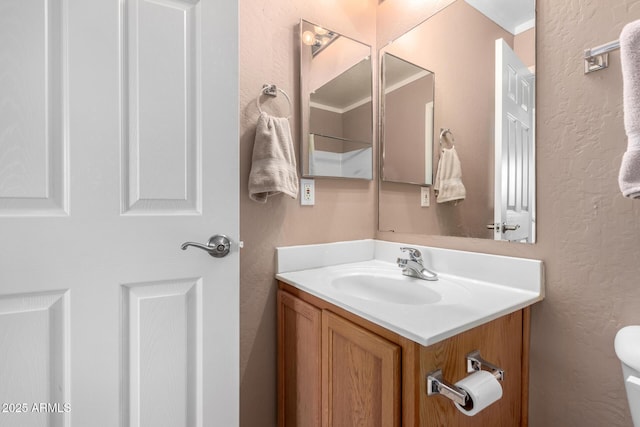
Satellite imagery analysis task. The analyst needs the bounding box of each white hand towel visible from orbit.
[434,146,466,203]
[249,112,299,203]
[618,19,640,198]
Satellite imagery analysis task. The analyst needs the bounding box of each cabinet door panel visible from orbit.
[322,311,400,427]
[278,291,322,427]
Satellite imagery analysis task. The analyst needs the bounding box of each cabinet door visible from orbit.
[322,311,401,427]
[278,291,322,427]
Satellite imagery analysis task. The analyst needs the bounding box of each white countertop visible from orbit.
[276,240,544,346]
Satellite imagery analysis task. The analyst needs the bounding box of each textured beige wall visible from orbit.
[377,0,456,46]
[378,1,640,426]
[240,0,640,426]
[239,1,376,426]
[343,101,373,145]
[310,102,373,153]
[515,26,536,69]
[309,107,343,142]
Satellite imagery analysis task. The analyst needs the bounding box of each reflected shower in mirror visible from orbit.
[378,0,536,242]
[300,19,373,180]
[381,53,435,185]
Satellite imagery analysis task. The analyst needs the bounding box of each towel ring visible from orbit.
[439,128,455,148]
[256,84,292,118]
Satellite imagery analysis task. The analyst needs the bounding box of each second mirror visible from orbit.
[381,53,435,185]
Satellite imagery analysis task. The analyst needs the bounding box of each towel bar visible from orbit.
[584,39,620,74]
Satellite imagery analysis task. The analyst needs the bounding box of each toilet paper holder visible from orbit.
[466,350,504,381]
[426,350,504,405]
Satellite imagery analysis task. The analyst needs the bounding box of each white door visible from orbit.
[0,0,239,426]
[493,38,535,243]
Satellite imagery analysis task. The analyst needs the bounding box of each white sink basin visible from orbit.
[276,241,544,346]
[331,273,442,305]
[325,265,474,308]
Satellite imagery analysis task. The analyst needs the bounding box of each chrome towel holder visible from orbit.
[584,39,620,74]
[439,128,455,148]
[256,84,292,118]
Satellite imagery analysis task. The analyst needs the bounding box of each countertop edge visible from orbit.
[276,273,542,347]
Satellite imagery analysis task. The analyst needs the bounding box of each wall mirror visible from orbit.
[378,0,536,243]
[381,53,435,185]
[300,19,373,180]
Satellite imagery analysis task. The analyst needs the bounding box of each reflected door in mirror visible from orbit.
[494,39,535,243]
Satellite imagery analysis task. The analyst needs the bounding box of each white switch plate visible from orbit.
[301,178,315,206]
[420,187,430,207]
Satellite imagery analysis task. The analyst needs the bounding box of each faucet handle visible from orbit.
[400,247,422,261]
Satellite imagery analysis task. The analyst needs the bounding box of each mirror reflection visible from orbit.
[378,0,536,242]
[381,53,435,185]
[300,19,373,180]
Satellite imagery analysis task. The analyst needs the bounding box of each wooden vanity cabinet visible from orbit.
[277,290,401,427]
[278,290,322,426]
[277,283,530,427]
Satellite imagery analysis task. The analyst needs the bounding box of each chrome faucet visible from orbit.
[397,247,438,281]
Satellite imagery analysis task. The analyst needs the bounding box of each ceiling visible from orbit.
[311,59,372,112]
[464,0,534,35]
[383,54,431,91]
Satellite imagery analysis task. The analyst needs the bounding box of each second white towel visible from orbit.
[434,146,466,203]
[618,19,640,198]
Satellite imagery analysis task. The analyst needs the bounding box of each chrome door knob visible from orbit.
[181,234,231,258]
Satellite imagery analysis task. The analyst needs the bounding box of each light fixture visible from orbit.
[302,30,317,46]
[314,26,328,36]
[302,23,339,56]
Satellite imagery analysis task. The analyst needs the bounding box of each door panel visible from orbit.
[0,291,69,427]
[122,0,201,215]
[0,0,67,215]
[494,38,535,242]
[121,279,201,427]
[0,0,239,426]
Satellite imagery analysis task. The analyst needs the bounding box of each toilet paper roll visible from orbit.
[454,370,503,416]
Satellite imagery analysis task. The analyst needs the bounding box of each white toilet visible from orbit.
[615,325,640,427]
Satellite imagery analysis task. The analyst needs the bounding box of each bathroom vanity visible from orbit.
[278,285,527,426]
[275,240,543,427]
